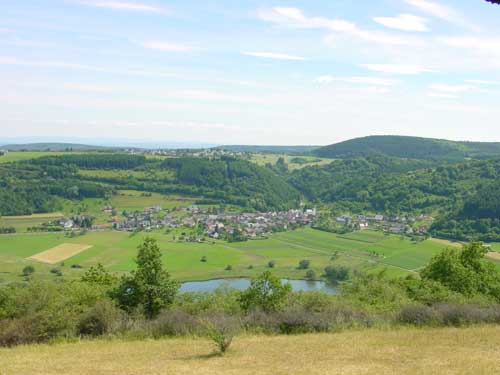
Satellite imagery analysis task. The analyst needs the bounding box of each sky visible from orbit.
[2,0,500,146]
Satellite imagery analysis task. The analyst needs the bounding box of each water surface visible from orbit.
[180,278,338,294]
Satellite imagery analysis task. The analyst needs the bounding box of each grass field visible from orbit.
[250,153,333,170]
[1,326,499,374]
[0,213,65,232]
[0,151,86,163]
[0,228,454,283]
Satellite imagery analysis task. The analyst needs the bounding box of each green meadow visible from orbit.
[0,228,454,284]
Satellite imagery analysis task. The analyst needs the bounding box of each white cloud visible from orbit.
[427,83,479,100]
[373,14,429,32]
[315,75,399,86]
[404,0,478,31]
[428,92,458,99]
[257,7,420,46]
[465,79,500,86]
[439,36,500,53]
[79,1,167,14]
[242,52,305,61]
[362,64,435,75]
[142,41,192,52]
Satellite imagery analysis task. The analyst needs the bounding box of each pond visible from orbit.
[180,278,338,294]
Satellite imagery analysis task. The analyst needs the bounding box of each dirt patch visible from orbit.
[28,243,92,264]
[487,252,500,262]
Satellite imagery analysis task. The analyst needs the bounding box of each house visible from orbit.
[374,214,384,222]
[102,205,113,214]
[63,220,74,230]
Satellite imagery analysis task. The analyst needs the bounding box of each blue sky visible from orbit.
[2,0,500,145]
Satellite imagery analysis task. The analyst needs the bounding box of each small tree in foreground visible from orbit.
[200,314,241,355]
[114,237,179,319]
[239,271,291,312]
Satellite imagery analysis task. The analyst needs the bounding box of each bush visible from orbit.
[78,300,124,336]
[200,313,241,355]
[305,270,316,281]
[148,309,198,337]
[22,265,35,277]
[298,260,310,270]
[239,271,291,312]
[50,268,63,277]
[267,260,276,268]
[225,265,232,271]
[399,304,437,326]
[200,256,207,263]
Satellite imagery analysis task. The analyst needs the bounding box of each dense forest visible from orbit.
[314,135,500,161]
[0,154,299,215]
[289,156,500,241]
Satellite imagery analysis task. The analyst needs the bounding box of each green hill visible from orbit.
[216,145,320,155]
[314,136,500,160]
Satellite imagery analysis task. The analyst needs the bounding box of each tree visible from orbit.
[114,238,179,318]
[298,259,310,270]
[81,263,116,286]
[420,242,500,300]
[22,265,35,277]
[239,271,291,312]
[324,265,349,283]
[305,269,316,280]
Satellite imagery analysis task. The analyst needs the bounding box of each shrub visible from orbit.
[225,265,232,271]
[305,270,316,280]
[399,304,437,326]
[71,264,83,269]
[199,313,241,355]
[22,265,35,277]
[78,300,124,336]
[148,309,198,337]
[200,256,207,263]
[298,259,310,270]
[239,271,291,312]
[50,268,63,277]
[267,260,276,268]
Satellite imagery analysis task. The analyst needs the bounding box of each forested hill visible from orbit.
[0,154,299,215]
[314,136,500,161]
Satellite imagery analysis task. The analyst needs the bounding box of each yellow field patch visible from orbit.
[429,237,463,248]
[28,243,92,264]
[487,252,500,261]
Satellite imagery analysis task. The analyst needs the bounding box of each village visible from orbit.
[334,213,433,235]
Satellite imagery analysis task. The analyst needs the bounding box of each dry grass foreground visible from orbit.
[1,327,500,375]
[28,243,93,264]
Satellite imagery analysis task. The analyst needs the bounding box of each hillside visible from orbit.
[314,135,500,160]
[1,327,499,375]
[0,154,299,215]
[0,143,116,151]
[216,145,320,155]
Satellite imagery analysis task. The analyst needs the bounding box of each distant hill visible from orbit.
[313,136,500,161]
[0,143,117,151]
[215,145,320,155]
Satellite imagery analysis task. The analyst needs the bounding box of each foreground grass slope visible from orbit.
[1,327,499,375]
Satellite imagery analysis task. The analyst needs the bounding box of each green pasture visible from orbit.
[0,228,463,284]
[249,153,333,170]
[0,151,87,163]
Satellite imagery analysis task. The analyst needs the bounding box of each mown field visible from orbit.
[1,326,499,375]
[250,153,333,170]
[0,151,88,163]
[0,228,452,284]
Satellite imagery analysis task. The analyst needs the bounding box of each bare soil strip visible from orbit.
[28,243,92,264]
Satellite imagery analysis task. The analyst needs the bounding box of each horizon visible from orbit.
[2,1,500,144]
[3,133,500,149]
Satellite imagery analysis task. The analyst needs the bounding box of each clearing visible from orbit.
[28,243,93,264]
[1,326,499,375]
